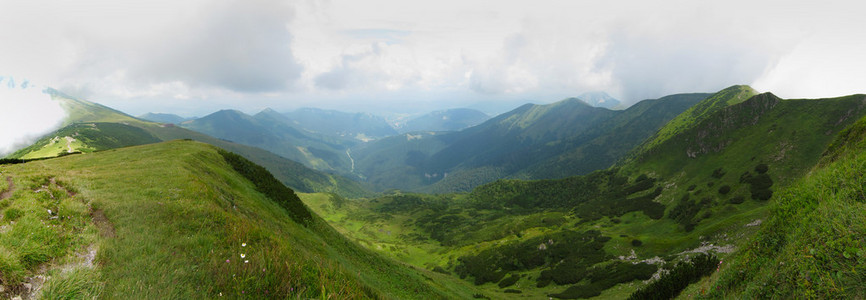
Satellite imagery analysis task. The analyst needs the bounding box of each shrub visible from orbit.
[0,158,26,165]
[498,274,520,288]
[456,230,610,286]
[432,266,450,275]
[632,239,643,247]
[718,185,731,195]
[551,262,656,299]
[730,195,745,204]
[503,289,522,294]
[711,168,726,179]
[754,163,769,174]
[752,189,773,201]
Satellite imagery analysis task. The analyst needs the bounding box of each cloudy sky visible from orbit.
[1,0,865,117]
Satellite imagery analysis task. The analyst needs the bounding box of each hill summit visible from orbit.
[578,91,621,109]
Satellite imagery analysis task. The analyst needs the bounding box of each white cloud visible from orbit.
[0,77,67,156]
[1,0,864,116]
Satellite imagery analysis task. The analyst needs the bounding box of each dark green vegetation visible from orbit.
[628,253,719,299]
[0,141,479,299]
[455,230,610,286]
[396,108,490,133]
[354,93,709,192]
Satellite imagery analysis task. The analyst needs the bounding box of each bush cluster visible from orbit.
[455,230,610,286]
[740,165,774,201]
[627,253,719,300]
[549,262,657,299]
[668,194,713,231]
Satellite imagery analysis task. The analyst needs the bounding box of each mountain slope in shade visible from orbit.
[396,108,489,133]
[515,92,711,180]
[137,112,193,124]
[578,91,622,109]
[181,109,356,174]
[353,93,708,192]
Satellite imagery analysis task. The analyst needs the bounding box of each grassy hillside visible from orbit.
[638,85,757,152]
[7,122,161,159]
[698,114,866,298]
[0,140,477,299]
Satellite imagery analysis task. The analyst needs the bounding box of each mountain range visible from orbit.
[3,84,866,299]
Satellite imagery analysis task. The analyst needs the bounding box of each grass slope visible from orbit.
[8,122,161,159]
[700,114,866,298]
[1,140,477,299]
[637,85,757,153]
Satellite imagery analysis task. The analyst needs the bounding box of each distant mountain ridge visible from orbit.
[138,112,195,124]
[180,109,357,175]
[283,107,397,140]
[395,108,489,133]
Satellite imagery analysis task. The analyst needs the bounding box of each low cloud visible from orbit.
[0,77,67,156]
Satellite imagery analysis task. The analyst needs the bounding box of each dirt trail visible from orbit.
[1,176,14,200]
[64,136,75,153]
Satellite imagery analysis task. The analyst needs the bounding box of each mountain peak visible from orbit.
[577,91,621,109]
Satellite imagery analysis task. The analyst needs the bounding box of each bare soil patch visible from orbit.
[91,209,115,238]
[1,176,14,200]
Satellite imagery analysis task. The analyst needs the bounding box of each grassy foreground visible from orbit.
[1,140,477,299]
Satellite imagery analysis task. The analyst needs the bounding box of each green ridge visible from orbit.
[0,141,478,298]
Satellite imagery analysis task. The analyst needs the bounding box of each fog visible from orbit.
[0,77,67,156]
